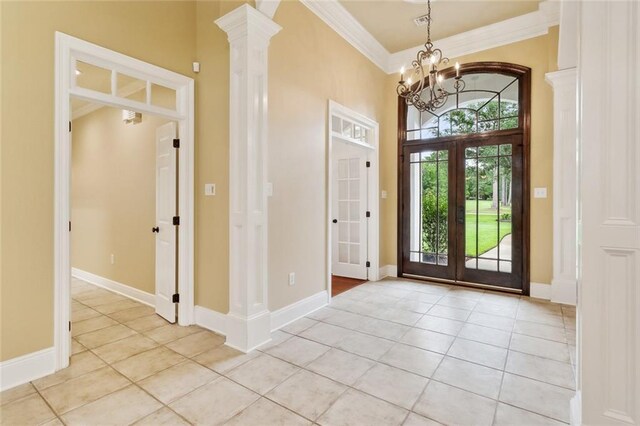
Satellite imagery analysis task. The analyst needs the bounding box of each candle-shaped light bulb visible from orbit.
[455,62,460,77]
[400,66,405,81]
[437,74,443,84]
[407,77,412,85]
[430,55,436,64]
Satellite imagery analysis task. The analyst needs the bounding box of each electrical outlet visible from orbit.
[288,272,295,286]
[381,190,388,199]
[534,187,548,198]
[110,254,115,265]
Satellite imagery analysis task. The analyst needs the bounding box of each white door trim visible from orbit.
[327,100,380,301]
[54,32,195,371]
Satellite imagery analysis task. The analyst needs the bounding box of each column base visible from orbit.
[551,278,577,305]
[225,310,272,353]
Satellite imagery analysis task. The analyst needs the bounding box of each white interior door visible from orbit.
[155,122,177,322]
[332,142,369,280]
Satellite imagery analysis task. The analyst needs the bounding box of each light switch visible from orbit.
[534,187,547,198]
[204,184,216,196]
[381,190,388,199]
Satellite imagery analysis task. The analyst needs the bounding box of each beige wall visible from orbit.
[380,27,560,286]
[0,1,198,362]
[0,0,558,363]
[71,106,171,295]
[268,1,388,311]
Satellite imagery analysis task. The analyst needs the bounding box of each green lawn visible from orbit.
[465,200,512,257]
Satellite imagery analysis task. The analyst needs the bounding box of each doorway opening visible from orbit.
[55,33,195,371]
[398,62,531,294]
[327,101,379,299]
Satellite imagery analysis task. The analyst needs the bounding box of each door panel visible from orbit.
[155,122,177,322]
[401,134,524,292]
[332,143,368,280]
[456,135,523,289]
[402,142,456,280]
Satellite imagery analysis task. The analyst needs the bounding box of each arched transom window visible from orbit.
[406,73,520,140]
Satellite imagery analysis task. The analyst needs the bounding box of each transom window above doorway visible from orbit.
[406,73,520,140]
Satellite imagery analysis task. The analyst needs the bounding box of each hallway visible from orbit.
[1,278,575,425]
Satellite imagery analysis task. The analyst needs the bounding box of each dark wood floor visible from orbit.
[331,275,367,297]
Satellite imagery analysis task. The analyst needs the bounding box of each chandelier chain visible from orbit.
[426,0,431,43]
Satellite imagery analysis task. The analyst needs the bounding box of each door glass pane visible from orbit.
[339,243,349,263]
[409,148,449,265]
[338,181,348,200]
[350,244,360,265]
[349,180,359,199]
[339,223,348,242]
[464,144,513,272]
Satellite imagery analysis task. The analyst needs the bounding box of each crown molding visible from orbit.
[299,0,390,71]
[299,0,560,75]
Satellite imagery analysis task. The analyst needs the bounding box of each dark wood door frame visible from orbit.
[396,62,531,295]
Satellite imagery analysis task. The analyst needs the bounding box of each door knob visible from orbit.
[332,219,338,224]
[152,227,160,233]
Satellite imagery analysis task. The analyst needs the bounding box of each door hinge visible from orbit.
[68,121,72,132]
[68,321,71,331]
[69,221,71,232]
[366,161,371,168]
[366,211,371,218]
[173,216,180,226]
[172,293,180,303]
[366,261,371,268]
[173,138,180,148]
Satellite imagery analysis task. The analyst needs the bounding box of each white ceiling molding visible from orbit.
[71,80,146,119]
[299,0,391,71]
[256,0,281,19]
[300,0,560,75]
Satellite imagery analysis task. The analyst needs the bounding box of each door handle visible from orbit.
[332,219,338,224]
[457,206,465,224]
[152,226,160,233]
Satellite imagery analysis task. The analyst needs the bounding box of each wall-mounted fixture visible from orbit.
[122,109,142,125]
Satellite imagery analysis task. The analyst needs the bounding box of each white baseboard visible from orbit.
[194,305,227,336]
[379,264,398,279]
[570,391,582,426]
[551,278,577,306]
[72,268,155,307]
[271,290,328,331]
[530,282,552,300]
[0,347,56,392]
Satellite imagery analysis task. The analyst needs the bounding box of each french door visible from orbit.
[401,133,524,292]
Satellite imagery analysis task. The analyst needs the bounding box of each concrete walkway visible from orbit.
[466,234,512,272]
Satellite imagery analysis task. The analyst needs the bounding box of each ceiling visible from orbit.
[338,0,542,53]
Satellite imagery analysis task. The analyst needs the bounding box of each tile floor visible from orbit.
[1,277,576,425]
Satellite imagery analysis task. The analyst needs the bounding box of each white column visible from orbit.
[216,5,281,352]
[545,69,577,306]
[576,1,640,424]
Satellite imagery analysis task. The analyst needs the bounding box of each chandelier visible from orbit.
[396,0,465,112]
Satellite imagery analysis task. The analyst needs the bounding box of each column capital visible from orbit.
[215,4,282,44]
[545,68,577,88]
